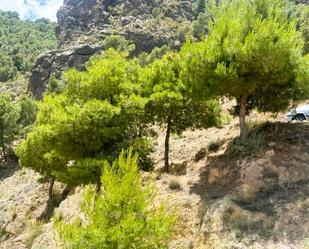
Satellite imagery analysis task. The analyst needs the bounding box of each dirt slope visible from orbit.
[0,118,308,249]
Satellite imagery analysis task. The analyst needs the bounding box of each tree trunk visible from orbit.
[48,177,55,201]
[0,121,5,156]
[239,95,247,141]
[164,115,172,173]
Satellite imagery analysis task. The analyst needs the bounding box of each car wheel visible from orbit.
[293,114,306,122]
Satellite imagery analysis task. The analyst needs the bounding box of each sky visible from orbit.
[0,0,63,21]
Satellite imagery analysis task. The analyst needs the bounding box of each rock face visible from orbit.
[29,44,101,99]
[56,0,194,45]
[29,0,195,99]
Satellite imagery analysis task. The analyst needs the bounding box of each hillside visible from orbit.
[0,115,308,249]
[0,10,57,97]
[0,11,56,81]
[0,0,308,249]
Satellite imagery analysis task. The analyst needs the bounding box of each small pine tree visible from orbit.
[144,52,222,172]
[0,93,20,154]
[56,149,175,249]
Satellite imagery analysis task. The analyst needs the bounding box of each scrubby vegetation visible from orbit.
[0,94,37,155]
[56,150,175,249]
[0,0,308,248]
[0,10,56,82]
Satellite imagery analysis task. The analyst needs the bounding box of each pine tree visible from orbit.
[181,0,308,140]
[56,149,175,249]
[144,52,222,172]
[16,50,147,187]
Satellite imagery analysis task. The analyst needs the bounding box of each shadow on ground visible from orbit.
[0,156,19,182]
[189,122,309,245]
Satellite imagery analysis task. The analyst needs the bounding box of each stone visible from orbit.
[29,0,196,98]
[29,44,101,99]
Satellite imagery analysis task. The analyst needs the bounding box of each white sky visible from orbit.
[0,0,63,21]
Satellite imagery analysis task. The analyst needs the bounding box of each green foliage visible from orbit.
[192,12,211,40]
[47,74,66,94]
[16,50,148,185]
[138,45,170,67]
[100,35,135,54]
[227,125,266,158]
[0,11,56,82]
[56,150,175,249]
[120,137,154,171]
[0,54,17,82]
[143,51,222,170]
[181,0,308,138]
[0,93,20,153]
[18,96,38,129]
[299,5,309,53]
[144,52,222,135]
[193,0,206,17]
[0,75,28,98]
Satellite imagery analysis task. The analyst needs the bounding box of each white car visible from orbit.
[287,104,309,121]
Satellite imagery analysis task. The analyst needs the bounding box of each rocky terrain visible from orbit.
[3,1,307,248]
[1,113,309,249]
[30,0,195,99]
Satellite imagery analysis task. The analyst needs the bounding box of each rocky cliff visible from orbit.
[29,0,195,99]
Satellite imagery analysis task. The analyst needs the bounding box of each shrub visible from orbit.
[0,93,20,154]
[47,75,65,94]
[208,139,225,153]
[120,137,155,171]
[100,35,135,54]
[17,96,38,136]
[227,125,267,158]
[169,178,182,191]
[56,149,175,249]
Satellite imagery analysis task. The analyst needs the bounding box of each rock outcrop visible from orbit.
[29,0,195,99]
[29,44,101,99]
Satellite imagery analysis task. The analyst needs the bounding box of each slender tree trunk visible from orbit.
[48,177,55,201]
[239,95,247,141]
[1,143,5,157]
[164,115,172,173]
[0,120,5,156]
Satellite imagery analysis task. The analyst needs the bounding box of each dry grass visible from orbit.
[169,177,182,191]
[24,221,43,249]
